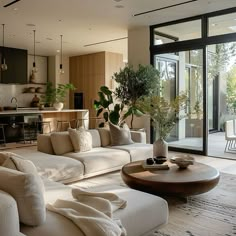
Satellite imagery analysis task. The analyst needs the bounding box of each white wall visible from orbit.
[128,26,150,67]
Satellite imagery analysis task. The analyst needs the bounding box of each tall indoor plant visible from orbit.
[112,64,160,129]
[137,93,187,157]
[93,86,124,127]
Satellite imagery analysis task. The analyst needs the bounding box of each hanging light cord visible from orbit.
[33,30,36,66]
[2,24,5,48]
[60,34,63,67]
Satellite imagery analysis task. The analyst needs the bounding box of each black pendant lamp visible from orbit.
[32,29,38,73]
[1,24,7,71]
[59,34,64,74]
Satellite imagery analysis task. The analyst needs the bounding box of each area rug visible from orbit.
[155,173,236,236]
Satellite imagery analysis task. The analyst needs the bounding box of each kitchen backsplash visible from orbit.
[0,84,44,107]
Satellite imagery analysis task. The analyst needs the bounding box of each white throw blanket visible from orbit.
[46,188,127,236]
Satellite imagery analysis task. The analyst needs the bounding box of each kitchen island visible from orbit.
[0,109,89,143]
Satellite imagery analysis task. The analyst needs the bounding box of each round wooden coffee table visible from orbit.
[121,161,220,197]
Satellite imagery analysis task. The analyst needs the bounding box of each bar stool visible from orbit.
[0,124,7,146]
[56,120,71,131]
[36,121,52,134]
[18,122,37,143]
[74,118,87,129]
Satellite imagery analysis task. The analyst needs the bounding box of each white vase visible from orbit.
[53,102,64,111]
[153,138,168,158]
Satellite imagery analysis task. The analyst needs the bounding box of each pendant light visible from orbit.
[1,24,7,71]
[59,34,64,74]
[32,29,38,73]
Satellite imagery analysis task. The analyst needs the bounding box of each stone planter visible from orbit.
[53,102,64,111]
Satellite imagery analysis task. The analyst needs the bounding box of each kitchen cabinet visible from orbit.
[0,46,27,84]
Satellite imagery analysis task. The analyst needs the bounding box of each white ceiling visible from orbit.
[0,0,236,60]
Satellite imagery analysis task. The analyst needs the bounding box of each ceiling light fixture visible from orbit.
[32,29,38,73]
[59,35,64,74]
[1,24,8,71]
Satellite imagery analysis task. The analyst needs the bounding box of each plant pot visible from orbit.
[153,138,168,158]
[53,102,64,111]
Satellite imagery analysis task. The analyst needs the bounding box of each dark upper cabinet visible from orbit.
[0,46,27,84]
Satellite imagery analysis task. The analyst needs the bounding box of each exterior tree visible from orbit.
[226,66,236,113]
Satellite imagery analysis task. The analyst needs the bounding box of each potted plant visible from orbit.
[137,93,187,158]
[94,86,124,127]
[112,64,160,129]
[40,82,76,110]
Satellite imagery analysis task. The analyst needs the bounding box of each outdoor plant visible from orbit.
[93,86,124,127]
[112,64,160,129]
[137,93,187,140]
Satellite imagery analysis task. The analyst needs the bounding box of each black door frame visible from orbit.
[150,7,236,156]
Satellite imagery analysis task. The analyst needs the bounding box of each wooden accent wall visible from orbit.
[69,51,123,120]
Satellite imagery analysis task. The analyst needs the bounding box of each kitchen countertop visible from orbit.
[0,108,88,115]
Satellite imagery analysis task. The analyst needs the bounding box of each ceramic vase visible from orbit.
[153,138,168,158]
[53,102,64,111]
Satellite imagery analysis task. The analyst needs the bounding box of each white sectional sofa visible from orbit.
[12,129,153,183]
[0,128,169,236]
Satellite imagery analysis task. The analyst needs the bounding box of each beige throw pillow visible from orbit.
[98,127,111,147]
[50,132,74,155]
[68,128,92,152]
[0,166,46,226]
[109,122,134,146]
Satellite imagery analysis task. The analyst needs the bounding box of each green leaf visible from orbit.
[103,112,109,122]
[99,122,105,128]
[96,108,103,117]
[100,86,112,96]
[109,111,120,125]
[93,100,100,109]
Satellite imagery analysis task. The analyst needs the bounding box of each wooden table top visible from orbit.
[122,161,219,183]
[121,161,220,196]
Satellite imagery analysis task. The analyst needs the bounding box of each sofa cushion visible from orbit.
[37,134,55,155]
[98,127,111,147]
[0,167,46,226]
[1,152,45,193]
[9,146,84,184]
[109,143,153,161]
[64,147,130,177]
[0,190,25,236]
[109,122,134,146]
[87,129,101,147]
[50,132,74,155]
[68,128,92,152]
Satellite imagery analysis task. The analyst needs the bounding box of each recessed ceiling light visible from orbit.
[56,49,60,53]
[46,37,53,40]
[115,5,124,8]
[13,7,18,11]
[114,0,122,2]
[26,23,36,27]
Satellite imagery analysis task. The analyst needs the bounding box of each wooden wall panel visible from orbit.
[69,51,123,126]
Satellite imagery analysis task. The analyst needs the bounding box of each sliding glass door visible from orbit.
[154,49,204,152]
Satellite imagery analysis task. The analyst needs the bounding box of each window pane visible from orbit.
[209,12,236,37]
[153,20,201,45]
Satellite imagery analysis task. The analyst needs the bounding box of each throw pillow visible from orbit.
[98,127,111,147]
[0,166,46,226]
[68,128,92,152]
[50,132,74,155]
[109,122,134,146]
[1,153,45,193]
